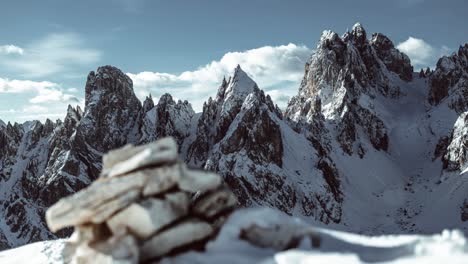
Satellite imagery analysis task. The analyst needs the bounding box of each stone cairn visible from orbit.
[46,137,237,263]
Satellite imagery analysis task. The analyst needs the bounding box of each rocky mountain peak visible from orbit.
[317,30,346,58]
[429,43,468,110]
[65,105,81,120]
[349,22,367,45]
[84,65,136,107]
[370,33,413,81]
[142,94,155,113]
[293,23,414,119]
[62,105,81,136]
[151,93,195,149]
[370,33,393,49]
[42,119,55,136]
[222,65,258,104]
[157,93,175,105]
[79,65,142,152]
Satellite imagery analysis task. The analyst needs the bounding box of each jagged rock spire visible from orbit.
[142,94,155,113]
[429,43,468,109]
[349,22,367,45]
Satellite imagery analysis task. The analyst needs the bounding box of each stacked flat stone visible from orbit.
[45,137,237,263]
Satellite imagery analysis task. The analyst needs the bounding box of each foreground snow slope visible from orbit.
[1,208,467,264]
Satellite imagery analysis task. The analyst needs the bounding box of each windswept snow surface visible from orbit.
[1,208,467,264]
[0,239,65,264]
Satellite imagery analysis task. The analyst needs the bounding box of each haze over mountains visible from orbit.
[0,23,467,250]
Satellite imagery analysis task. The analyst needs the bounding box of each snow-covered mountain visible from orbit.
[1,23,467,250]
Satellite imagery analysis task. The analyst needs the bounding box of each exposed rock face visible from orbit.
[139,93,196,154]
[0,120,60,249]
[41,66,144,208]
[443,112,468,172]
[284,23,407,167]
[429,44,468,110]
[46,137,236,263]
[187,66,260,167]
[430,44,468,187]
[284,24,468,232]
[82,65,143,152]
[371,33,413,82]
[153,94,195,148]
[0,66,197,249]
[188,67,342,224]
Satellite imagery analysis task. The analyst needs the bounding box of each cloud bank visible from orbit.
[128,43,311,111]
[397,37,451,70]
[0,78,78,104]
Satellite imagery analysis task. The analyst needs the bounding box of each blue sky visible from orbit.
[0,0,467,122]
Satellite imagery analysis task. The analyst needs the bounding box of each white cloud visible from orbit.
[22,105,49,114]
[1,33,101,77]
[128,43,311,111]
[66,87,79,93]
[0,78,57,93]
[0,45,24,55]
[397,37,451,70]
[29,89,78,104]
[0,77,78,104]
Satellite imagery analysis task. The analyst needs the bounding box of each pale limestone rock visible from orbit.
[90,190,140,224]
[193,189,237,218]
[102,144,137,171]
[140,220,213,261]
[102,137,178,177]
[178,167,222,193]
[45,136,235,262]
[107,193,189,239]
[46,175,146,232]
[141,163,182,196]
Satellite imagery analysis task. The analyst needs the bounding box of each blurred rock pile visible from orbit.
[45,137,237,263]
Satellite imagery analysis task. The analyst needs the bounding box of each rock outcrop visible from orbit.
[46,137,236,263]
[0,66,199,249]
[429,44,468,111]
[188,66,342,224]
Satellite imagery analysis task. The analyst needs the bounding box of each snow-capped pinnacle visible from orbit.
[349,22,367,45]
[319,30,343,47]
[224,65,258,103]
[352,22,364,31]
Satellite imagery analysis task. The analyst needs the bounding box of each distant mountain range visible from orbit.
[1,23,467,249]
